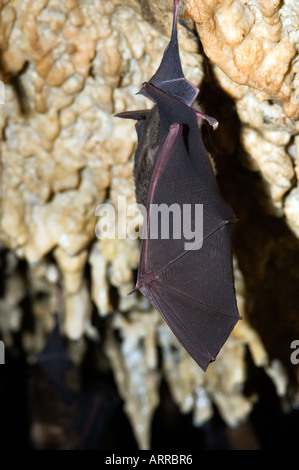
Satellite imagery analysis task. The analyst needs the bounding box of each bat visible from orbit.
[35,322,118,449]
[37,321,72,398]
[115,0,241,370]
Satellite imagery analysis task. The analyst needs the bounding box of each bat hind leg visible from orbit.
[195,110,218,130]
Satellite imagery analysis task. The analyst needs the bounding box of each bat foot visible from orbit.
[128,271,155,296]
[128,287,138,296]
[195,111,219,130]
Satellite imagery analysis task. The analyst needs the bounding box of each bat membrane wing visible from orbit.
[38,322,72,386]
[139,122,236,274]
[147,225,239,370]
[151,78,199,109]
[137,123,240,370]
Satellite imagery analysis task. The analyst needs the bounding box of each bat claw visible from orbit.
[128,287,137,296]
[128,280,144,295]
[195,111,219,130]
[136,83,148,96]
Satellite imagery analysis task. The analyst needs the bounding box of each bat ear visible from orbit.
[148,0,199,106]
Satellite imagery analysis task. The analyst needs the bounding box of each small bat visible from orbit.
[36,322,118,449]
[116,0,241,370]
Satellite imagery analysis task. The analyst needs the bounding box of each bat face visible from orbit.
[115,0,241,370]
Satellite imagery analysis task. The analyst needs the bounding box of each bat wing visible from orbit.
[115,109,151,140]
[136,96,240,370]
[37,322,72,389]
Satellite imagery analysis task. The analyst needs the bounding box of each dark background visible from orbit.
[1,333,299,450]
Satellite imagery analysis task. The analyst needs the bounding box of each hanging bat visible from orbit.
[115,0,241,370]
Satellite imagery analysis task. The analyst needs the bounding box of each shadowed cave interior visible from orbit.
[1,0,299,451]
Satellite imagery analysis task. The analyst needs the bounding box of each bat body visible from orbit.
[131,106,161,207]
[116,0,241,370]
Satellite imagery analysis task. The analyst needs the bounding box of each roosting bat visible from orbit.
[116,0,241,370]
